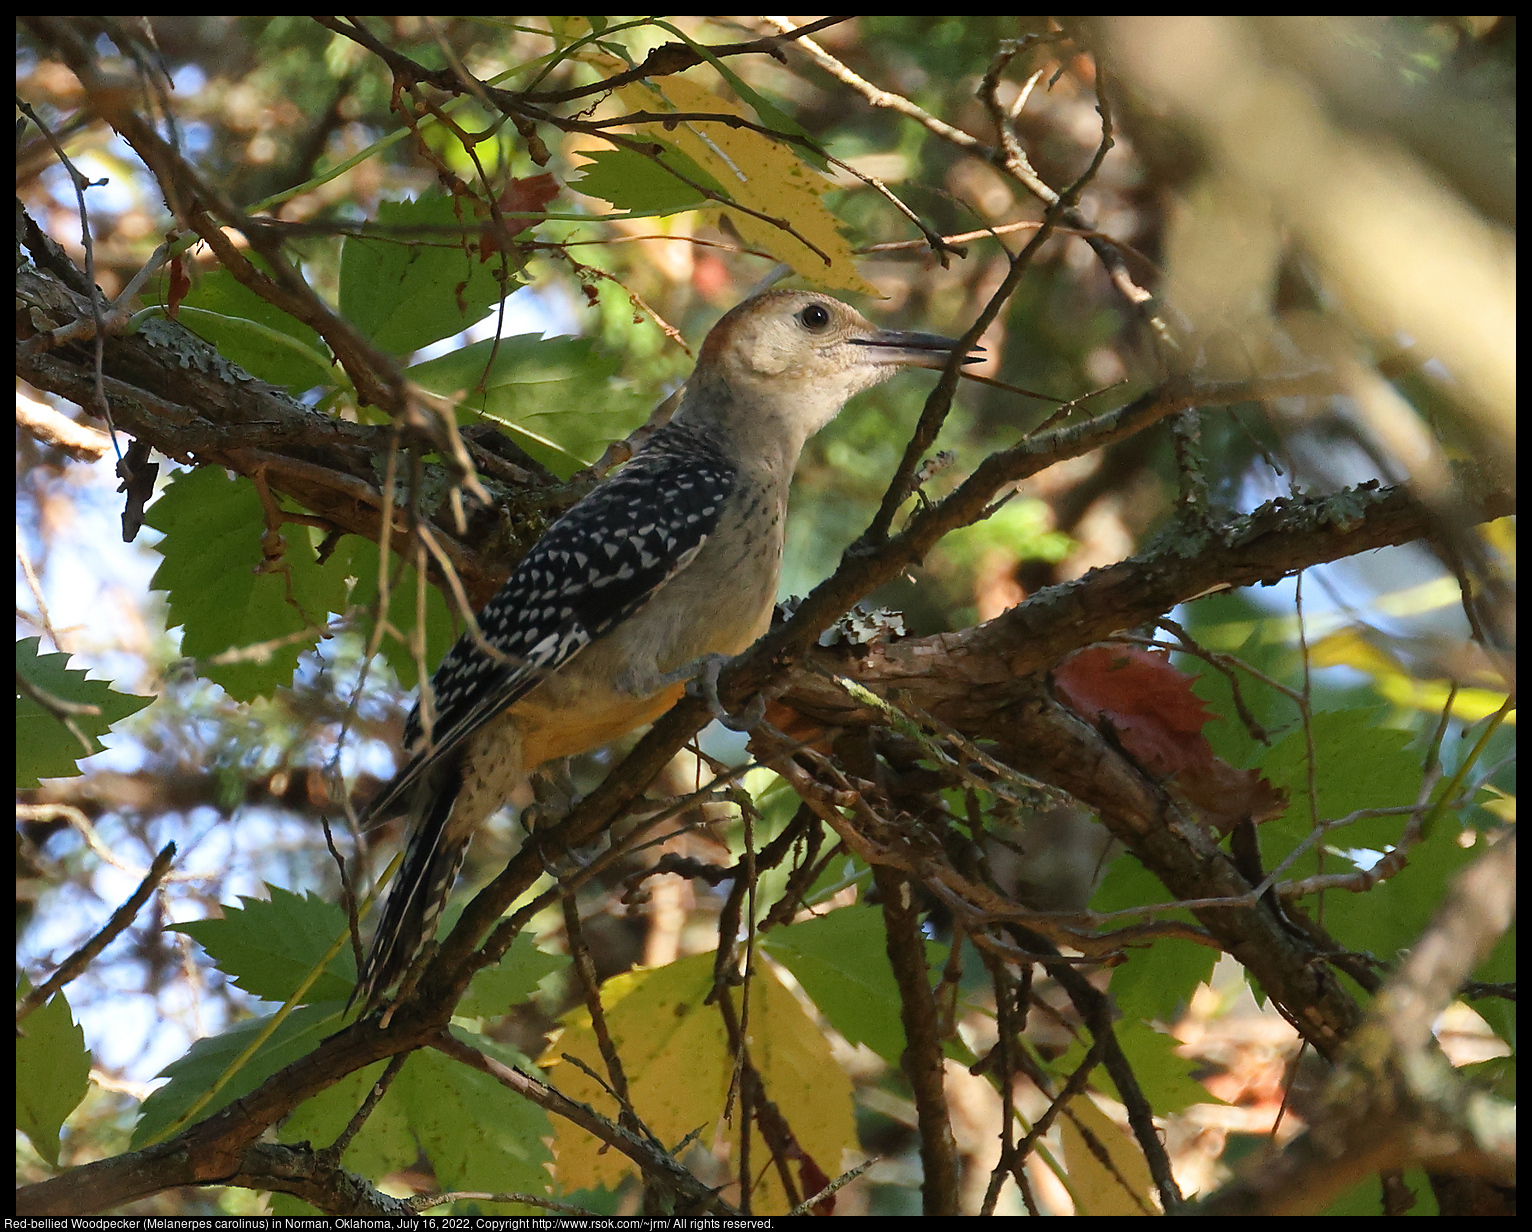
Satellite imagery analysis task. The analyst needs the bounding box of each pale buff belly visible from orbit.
[504,501,783,770]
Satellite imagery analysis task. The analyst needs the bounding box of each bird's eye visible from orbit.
[796,303,831,331]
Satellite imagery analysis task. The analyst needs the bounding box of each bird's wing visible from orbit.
[359,427,735,825]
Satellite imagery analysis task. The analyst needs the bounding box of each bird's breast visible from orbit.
[507,473,789,767]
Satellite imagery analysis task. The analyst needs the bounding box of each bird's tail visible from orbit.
[350,779,469,1016]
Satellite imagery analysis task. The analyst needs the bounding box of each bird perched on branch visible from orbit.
[350,289,974,1015]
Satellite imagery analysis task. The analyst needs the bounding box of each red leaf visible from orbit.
[166,253,191,319]
[497,172,559,216]
[797,1151,835,1216]
[478,174,561,261]
[1054,646,1286,832]
[1054,645,1215,778]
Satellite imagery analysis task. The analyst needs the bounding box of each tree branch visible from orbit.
[1192,834,1516,1213]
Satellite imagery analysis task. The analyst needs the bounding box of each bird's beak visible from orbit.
[850,328,984,371]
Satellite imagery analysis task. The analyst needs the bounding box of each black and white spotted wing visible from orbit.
[360,422,736,824]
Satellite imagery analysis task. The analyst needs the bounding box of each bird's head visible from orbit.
[682,290,978,455]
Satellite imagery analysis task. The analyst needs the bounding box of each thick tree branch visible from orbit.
[1192,834,1516,1213]
[16,260,577,609]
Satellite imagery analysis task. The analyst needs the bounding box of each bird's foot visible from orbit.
[524,759,604,876]
[682,652,766,732]
[617,653,765,732]
[523,757,579,830]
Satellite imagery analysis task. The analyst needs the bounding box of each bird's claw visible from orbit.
[524,761,606,877]
[625,653,765,731]
[682,653,765,732]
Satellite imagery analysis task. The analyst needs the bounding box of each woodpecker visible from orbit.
[350,289,973,1014]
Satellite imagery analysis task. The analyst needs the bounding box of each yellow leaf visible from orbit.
[548,17,593,43]
[1372,575,1472,619]
[1058,1094,1159,1216]
[1310,629,1513,723]
[1310,627,1404,677]
[586,56,875,295]
[541,953,856,1212]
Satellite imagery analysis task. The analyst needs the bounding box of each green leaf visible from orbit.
[1060,1018,1219,1115]
[16,978,92,1167]
[332,534,457,692]
[339,193,522,358]
[1092,849,1180,916]
[142,266,333,394]
[408,333,643,476]
[1182,591,1306,767]
[1321,1168,1439,1215]
[933,497,1073,571]
[1458,1054,1515,1100]
[132,1000,347,1147]
[275,1031,554,1214]
[1320,819,1490,980]
[459,932,569,1019]
[145,468,348,700]
[1108,938,1219,1027]
[1254,711,1423,880]
[16,636,154,787]
[408,1032,555,1210]
[760,906,904,1064]
[571,145,723,214]
[170,885,355,1005]
[1092,853,1219,1024]
[275,1059,417,1207]
[407,331,611,394]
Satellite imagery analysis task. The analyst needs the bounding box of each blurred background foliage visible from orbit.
[16,15,1514,1215]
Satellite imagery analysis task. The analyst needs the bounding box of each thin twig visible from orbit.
[562,893,640,1132]
[17,843,177,1021]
